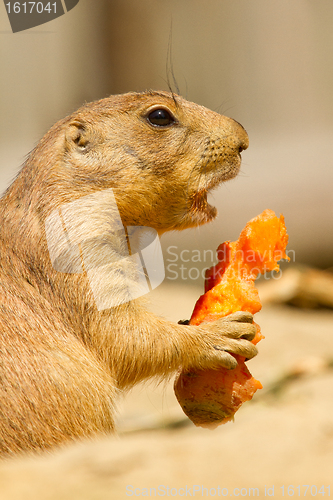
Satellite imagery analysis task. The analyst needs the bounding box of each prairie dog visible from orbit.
[0,90,256,455]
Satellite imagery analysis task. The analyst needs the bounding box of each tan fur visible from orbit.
[0,90,256,456]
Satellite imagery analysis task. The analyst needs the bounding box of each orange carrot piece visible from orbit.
[174,209,289,427]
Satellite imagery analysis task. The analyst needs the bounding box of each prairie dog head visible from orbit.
[41,91,248,233]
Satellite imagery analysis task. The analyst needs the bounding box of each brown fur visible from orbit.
[0,90,256,455]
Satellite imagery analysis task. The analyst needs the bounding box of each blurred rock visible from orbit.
[258,266,333,309]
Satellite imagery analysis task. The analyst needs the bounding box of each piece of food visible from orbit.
[174,209,289,427]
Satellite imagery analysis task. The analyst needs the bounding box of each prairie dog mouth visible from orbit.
[190,188,217,222]
[205,158,241,188]
[188,157,241,224]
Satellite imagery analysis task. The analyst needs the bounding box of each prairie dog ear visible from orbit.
[65,120,91,151]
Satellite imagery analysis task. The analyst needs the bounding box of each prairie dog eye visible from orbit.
[147,108,175,127]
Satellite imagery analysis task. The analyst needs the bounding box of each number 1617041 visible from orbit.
[5,2,57,14]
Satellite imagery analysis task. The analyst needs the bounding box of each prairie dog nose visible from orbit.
[231,119,249,153]
[217,115,249,154]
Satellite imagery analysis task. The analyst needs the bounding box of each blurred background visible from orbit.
[1,0,333,275]
[0,2,333,498]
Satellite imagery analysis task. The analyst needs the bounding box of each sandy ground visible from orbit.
[0,282,332,499]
